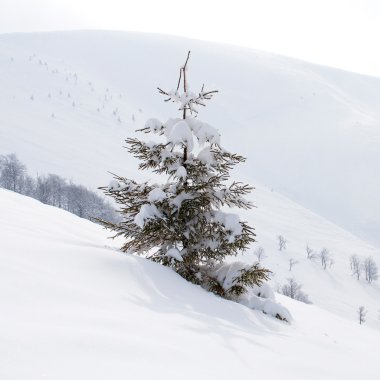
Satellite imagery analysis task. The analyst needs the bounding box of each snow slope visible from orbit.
[239,184,380,328]
[0,31,380,245]
[1,188,379,380]
[1,31,380,375]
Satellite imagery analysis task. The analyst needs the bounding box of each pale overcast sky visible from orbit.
[1,0,379,77]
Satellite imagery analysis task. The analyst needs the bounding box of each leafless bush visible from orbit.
[363,257,378,284]
[254,246,267,262]
[280,278,311,304]
[306,244,318,260]
[350,254,362,280]
[358,306,367,325]
[319,248,333,270]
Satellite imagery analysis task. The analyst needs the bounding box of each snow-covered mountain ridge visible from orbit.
[0,31,379,245]
[1,188,379,380]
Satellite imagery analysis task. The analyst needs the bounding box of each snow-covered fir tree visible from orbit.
[99,52,271,302]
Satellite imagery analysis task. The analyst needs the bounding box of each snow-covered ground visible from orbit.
[0,31,380,245]
[239,184,380,328]
[1,31,380,378]
[1,188,379,380]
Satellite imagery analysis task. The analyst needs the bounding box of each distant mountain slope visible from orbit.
[1,29,380,325]
[239,184,380,327]
[0,31,379,245]
[1,188,379,380]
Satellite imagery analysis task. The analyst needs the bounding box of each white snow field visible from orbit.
[1,188,380,380]
[0,31,380,246]
[1,31,380,378]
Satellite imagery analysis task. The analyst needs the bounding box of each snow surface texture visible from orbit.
[0,31,379,246]
[1,188,380,380]
[1,31,380,377]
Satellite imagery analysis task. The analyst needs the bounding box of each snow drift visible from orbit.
[1,188,379,380]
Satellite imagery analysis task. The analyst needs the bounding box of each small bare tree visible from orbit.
[289,258,299,271]
[280,278,311,304]
[363,257,378,284]
[306,244,313,258]
[358,306,367,325]
[306,244,318,260]
[319,248,332,270]
[254,246,266,263]
[278,235,287,251]
[350,254,362,280]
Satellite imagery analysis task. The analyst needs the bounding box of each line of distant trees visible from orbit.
[0,153,118,223]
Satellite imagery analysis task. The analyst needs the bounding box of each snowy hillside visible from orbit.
[240,185,380,328]
[1,31,380,377]
[1,188,379,380]
[0,31,380,245]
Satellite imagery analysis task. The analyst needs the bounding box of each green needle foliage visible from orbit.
[98,52,271,301]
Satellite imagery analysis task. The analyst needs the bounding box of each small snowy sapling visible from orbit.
[98,52,276,311]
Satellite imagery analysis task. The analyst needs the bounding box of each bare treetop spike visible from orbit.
[157,51,218,118]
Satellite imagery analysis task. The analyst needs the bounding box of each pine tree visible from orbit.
[98,52,271,301]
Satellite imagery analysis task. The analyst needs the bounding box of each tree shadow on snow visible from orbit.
[101,250,288,353]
